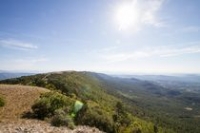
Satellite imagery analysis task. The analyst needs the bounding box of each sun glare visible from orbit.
[115,2,139,31]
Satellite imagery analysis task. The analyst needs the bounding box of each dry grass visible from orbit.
[0,84,48,120]
[0,84,104,133]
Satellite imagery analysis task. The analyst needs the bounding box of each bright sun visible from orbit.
[115,2,139,31]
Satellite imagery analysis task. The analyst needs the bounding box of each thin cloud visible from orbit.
[102,52,149,62]
[0,39,38,50]
[134,0,166,27]
[140,0,165,27]
[101,45,200,62]
[1,57,49,71]
[160,46,200,57]
[14,58,49,64]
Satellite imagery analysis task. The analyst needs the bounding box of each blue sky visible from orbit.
[0,0,200,74]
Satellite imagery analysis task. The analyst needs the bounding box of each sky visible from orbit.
[0,0,200,74]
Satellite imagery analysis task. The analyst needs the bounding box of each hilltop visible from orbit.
[0,71,199,133]
[0,71,174,133]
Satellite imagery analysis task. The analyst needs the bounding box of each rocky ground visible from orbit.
[0,119,103,133]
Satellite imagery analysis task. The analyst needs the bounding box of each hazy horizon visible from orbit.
[1,69,200,76]
[1,0,200,74]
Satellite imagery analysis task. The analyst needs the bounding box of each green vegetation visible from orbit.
[32,91,74,119]
[0,95,5,107]
[51,109,75,129]
[2,71,198,132]
[113,102,131,133]
[75,100,114,133]
[31,91,76,128]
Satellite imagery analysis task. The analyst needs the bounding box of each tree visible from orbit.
[113,102,131,132]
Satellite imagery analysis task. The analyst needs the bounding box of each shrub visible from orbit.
[51,109,75,129]
[32,97,51,119]
[32,92,70,119]
[0,95,5,107]
[113,102,132,133]
[33,78,46,87]
[75,102,114,133]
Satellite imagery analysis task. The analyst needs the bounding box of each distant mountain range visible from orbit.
[1,71,200,133]
[113,74,200,83]
[0,71,34,80]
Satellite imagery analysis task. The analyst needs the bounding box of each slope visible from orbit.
[0,84,48,120]
[0,84,105,133]
[90,73,200,133]
[0,71,175,133]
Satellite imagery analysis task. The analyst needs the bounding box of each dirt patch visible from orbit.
[0,119,103,133]
[0,84,48,120]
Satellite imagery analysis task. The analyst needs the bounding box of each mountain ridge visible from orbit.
[0,71,199,133]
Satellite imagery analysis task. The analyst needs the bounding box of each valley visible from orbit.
[0,71,199,133]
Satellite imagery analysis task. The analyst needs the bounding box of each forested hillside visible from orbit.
[1,71,199,133]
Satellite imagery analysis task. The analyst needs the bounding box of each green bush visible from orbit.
[51,109,75,129]
[32,92,70,119]
[75,102,114,133]
[0,96,5,107]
